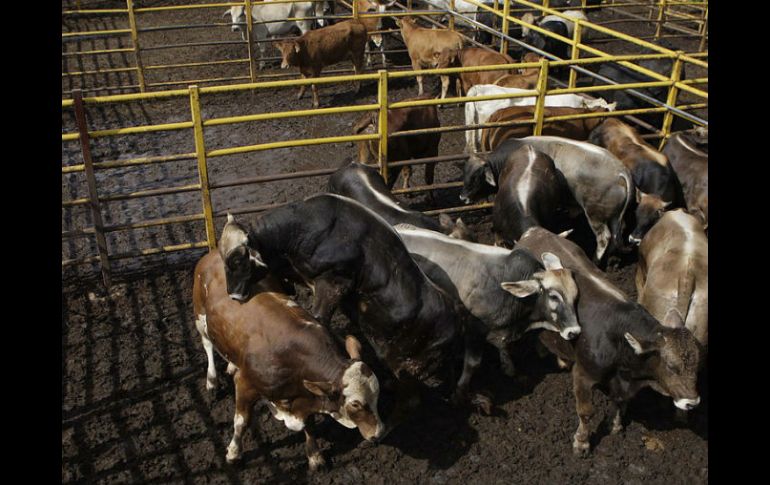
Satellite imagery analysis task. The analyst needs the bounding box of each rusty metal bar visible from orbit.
[126,0,146,92]
[378,69,389,184]
[244,0,258,83]
[72,90,112,288]
[189,85,217,251]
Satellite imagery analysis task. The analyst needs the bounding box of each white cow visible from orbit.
[521,9,590,39]
[223,1,332,69]
[464,84,615,153]
[423,0,499,36]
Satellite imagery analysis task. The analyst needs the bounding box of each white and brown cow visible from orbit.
[193,250,383,470]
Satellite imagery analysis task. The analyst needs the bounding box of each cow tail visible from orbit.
[675,258,696,323]
[614,172,633,250]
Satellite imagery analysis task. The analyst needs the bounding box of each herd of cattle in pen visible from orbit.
[186,0,708,472]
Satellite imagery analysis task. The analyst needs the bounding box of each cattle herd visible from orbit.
[189,0,708,473]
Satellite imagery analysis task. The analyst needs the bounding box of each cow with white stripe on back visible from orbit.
[328,161,476,241]
[394,223,580,379]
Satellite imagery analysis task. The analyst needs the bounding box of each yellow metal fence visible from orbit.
[62,1,708,287]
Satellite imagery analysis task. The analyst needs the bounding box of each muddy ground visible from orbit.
[62,2,708,483]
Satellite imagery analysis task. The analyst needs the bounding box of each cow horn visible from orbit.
[345,335,362,360]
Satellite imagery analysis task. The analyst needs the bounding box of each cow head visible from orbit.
[223,6,248,37]
[439,214,477,242]
[275,40,302,69]
[623,313,701,411]
[460,155,496,204]
[219,214,269,301]
[520,13,538,38]
[314,1,333,28]
[303,336,383,441]
[629,189,670,245]
[501,252,581,340]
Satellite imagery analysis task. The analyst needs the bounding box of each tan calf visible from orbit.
[192,251,383,470]
[457,47,516,95]
[396,17,464,99]
[275,19,368,108]
[493,52,542,89]
[636,209,708,351]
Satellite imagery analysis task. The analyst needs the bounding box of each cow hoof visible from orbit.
[572,439,590,457]
[472,393,493,415]
[308,453,326,472]
[225,445,242,464]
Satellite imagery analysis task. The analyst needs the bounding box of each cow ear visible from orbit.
[438,213,453,229]
[541,252,564,271]
[624,332,658,355]
[345,335,362,360]
[226,212,235,224]
[484,165,496,187]
[663,308,685,328]
[501,280,540,298]
[303,380,336,397]
[557,229,573,238]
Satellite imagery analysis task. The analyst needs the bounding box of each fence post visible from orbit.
[658,52,683,150]
[378,69,389,184]
[698,6,708,52]
[654,0,667,40]
[189,86,217,251]
[73,90,113,289]
[244,0,258,82]
[568,21,582,89]
[407,0,412,11]
[533,59,549,136]
[500,0,511,54]
[449,0,455,31]
[126,0,146,92]
[353,0,359,19]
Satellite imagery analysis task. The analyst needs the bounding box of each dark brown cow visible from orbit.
[456,47,516,95]
[275,19,367,108]
[193,251,383,470]
[517,227,702,456]
[352,95,441,189]
[589,118,685,243]
[480,105,611,152]
[663,130,708,228]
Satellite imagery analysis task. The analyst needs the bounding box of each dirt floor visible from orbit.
[62,2,708,483]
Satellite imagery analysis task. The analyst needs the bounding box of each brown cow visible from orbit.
[663,130,708,228]
[588,118,685,243]
[480,105,611,152]
[193,250,383,470]
[456,47,516,95]
[493,52,541,89]
[396,17,464,99]
[352,95,441,189]
[275,19,368,108]
[636,209,708,351]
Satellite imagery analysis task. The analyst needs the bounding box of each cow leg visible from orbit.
[412,61,424,95]
[572,364,595,457]
[611,401,628,435]
[297,75,307,100]
[351,56,362,94]
[487,329,515,377]
[311,83,320,109]
[310,274,353,326]
[195,314,217,391]
[452,331,490,414]
[304,419,326,472]
[401,166,412,190]
[440,75,450,100]
[226,370,259,463]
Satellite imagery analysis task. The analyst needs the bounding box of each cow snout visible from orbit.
[560,326,581,340]
[229,292,247,302]
[459,194,471,205]
[628,234,642,246]
[674,396,701,411]
[231,25,241,32]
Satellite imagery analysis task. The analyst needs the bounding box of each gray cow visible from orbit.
[394,224,580,378]
[462,136,634,263]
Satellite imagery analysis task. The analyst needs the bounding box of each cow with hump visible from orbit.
[663,128,708,228]
[219,194,486,432]
[461,136,634,264]
[192,249,383,470]
[589,118,685,244]
[394,222,580,379]
[517,227,702,456]
[328,161,475,241]
[636,209,708,352]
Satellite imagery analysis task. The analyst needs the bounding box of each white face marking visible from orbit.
[526,321,560,333]
[337,361,381,431]
[286,300,298,308]
[361,175,409,213]
[674,397,700,410]
[266,401,306,431]
[560,326,581,340]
